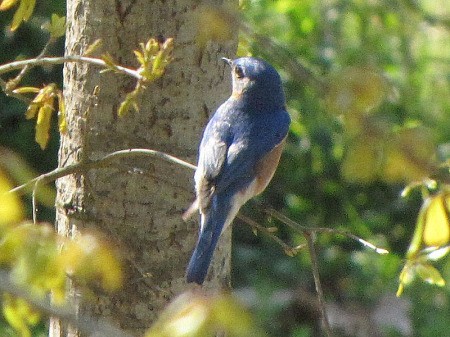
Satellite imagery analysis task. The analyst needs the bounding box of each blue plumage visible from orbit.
[186,57,290,284]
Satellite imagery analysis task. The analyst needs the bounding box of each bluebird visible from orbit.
[184,57,290,284]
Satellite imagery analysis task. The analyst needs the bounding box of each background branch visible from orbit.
[304,231,333,337]
[264,207,389,255]
[6,38,54,92]
[237,214,306,256]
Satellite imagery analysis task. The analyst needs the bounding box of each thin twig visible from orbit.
[0,77,31,103]
[9,148,196,195]
[313,227,389,254]
[0,269,132,337]
[0,56,143,80]
[237,214,306,256]
[259,206,389,337]
[304,231,333,337]
[7,38,54,92]
[264,207,389,254]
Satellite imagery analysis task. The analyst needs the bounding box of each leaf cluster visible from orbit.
[146,291,265,337]
[238,0,450,335]
[0,153,122,337]
[117,37,173,116]
[0,0,35,31]
[14,84,66,150]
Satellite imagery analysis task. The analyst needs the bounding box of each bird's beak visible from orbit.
[221,57,232,66]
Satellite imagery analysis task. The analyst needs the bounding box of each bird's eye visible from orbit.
[234,66,244,79]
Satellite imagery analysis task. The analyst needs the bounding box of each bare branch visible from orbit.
[304,232,333,337]
[264,207,389,255]
[6,38,54,92]
[9,148,196,196]
[237,214,306,256]
[0,56,143,81]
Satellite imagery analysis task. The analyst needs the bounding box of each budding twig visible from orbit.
[0,56,143,81]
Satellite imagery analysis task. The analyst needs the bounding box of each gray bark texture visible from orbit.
[51,0,237,336]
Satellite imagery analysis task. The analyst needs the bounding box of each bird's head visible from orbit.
[222,57,285,111]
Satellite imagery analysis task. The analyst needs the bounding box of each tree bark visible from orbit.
[50,1,237,336]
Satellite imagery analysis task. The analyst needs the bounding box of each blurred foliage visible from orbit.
[234,0,450,336]
[1,0,450,336]
[0,0,36,31]
[0,0,65,216]
[0,150,123,337]
[146,291,266,337]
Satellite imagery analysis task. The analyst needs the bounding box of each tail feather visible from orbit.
[186,197,231,284]
[186,228,219,284]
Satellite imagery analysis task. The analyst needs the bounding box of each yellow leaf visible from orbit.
[21,0,34,20]
[144,38,159,54]
[415,263,446,287]
[0,169,24,227]
[212,294,260,337]
[196,5,237,48]
[327,66,387,115]
[61,233,123,292]
[423,194,450,247]
[145,292,210,337]
[3,294,40,337]
[101,53,118,69]
[0,148,56,207]
[396,283,404,297]
[12,86,40,94]
[118,97,132,117]
[397,262,416,297]
[49,13,65,38]
[35,104,53,150]
[382,129,435,183]
[84,39,102,56]
[10,0,36,31]
[25,103,39,119]
[57,91,67,134]
[342,136,381,183]
[0,0,18,11]
[95,246,123,291]
[134,50,145,65]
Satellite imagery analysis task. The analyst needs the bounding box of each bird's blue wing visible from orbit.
[194,101,233,212]
[213,108,290,196]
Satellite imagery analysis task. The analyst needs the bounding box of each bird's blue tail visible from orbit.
[186,197,230,284]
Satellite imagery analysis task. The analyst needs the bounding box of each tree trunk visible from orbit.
[50,1,237,336]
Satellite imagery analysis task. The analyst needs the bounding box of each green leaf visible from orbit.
[0,169,24,226]
[42,14,66,39]
[415,263,445,287]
